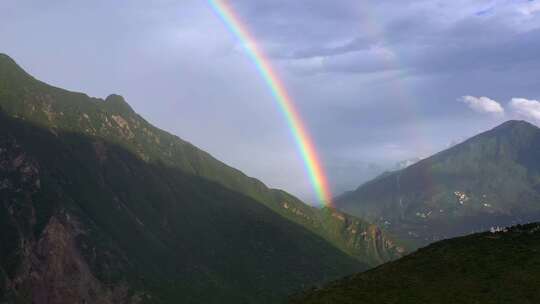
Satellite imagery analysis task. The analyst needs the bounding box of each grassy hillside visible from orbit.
[291,223,540,304]
[0,110,366,303]
[336,120,540,247]
[0,53,405,266]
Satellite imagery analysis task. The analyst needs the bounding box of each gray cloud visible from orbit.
[1,0,539,202]
[252,1,540,77]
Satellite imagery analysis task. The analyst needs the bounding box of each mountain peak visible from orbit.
[0,53,23,70]
[494,120,538,131]
[0,53,11,61]
[481,119,540,142]
[104,94,135,114]
[0,53,31,80]
[0,53,135,116]
[0,53,14,62]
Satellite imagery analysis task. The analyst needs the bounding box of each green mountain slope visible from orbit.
[0,54,405,303]
[336,121,540,247]
[0,110,363,303]
[0,54,404,266]
[290,223,540,304]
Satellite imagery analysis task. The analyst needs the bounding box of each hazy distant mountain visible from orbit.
[0,54,404,303]
[325,161,385,201]
[391,157,423,171]
[336,120,540,247]
[290,222,540,304]
[329,158,424,202]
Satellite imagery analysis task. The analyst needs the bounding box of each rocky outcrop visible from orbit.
[0,138,141,304]
[318,208,406,265]
[10,215,140,304]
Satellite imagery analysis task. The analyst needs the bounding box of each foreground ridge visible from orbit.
[290,223,540,304]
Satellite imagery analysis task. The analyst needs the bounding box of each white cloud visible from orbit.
[460,96,505,115]
[518,1,540,16]
[509,98,540,122]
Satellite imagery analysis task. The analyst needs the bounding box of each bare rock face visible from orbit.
[0,137,40,197]
[1,137,41,294]
[0,138,140,304]
[16,214,143,304]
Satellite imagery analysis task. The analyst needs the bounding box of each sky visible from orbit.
[1,0,540,204]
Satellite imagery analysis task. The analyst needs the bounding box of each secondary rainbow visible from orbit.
[208,0,333,206]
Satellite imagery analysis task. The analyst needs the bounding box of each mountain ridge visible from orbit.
[336,118,540,247]
[0,107,365,303]
[0,53,406,265]
[0,53,405,302]
[290,222,540,304]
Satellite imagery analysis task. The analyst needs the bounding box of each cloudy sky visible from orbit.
[1,0,540,204]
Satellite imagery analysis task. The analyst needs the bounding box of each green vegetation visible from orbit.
[337,120,540,247]
[0,53,404,266]
[291,223,540,304]
[0,54,404,303]
[0,110,363,303]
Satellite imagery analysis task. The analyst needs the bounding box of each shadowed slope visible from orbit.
[0,111,365,303]
[0,53,405,266]
[291,223,540,304]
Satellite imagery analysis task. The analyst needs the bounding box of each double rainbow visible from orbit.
[209,0,333,206]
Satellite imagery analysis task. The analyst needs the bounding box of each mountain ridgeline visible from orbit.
[0,54,404,303]
[1,109,361,303]
[290,222,540,304]
[336,120,540,247]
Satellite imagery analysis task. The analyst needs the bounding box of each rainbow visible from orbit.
[208,0,333,206]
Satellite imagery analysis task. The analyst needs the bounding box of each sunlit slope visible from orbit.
[0,109,365,303]
[0,53,405,266]
[291,223,540,304]
[0,53,407,303]
[337,120,540,247]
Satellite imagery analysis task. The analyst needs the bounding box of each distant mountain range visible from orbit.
[0,54,404,303]
[336,120,540,247]
[290,222,540,304]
